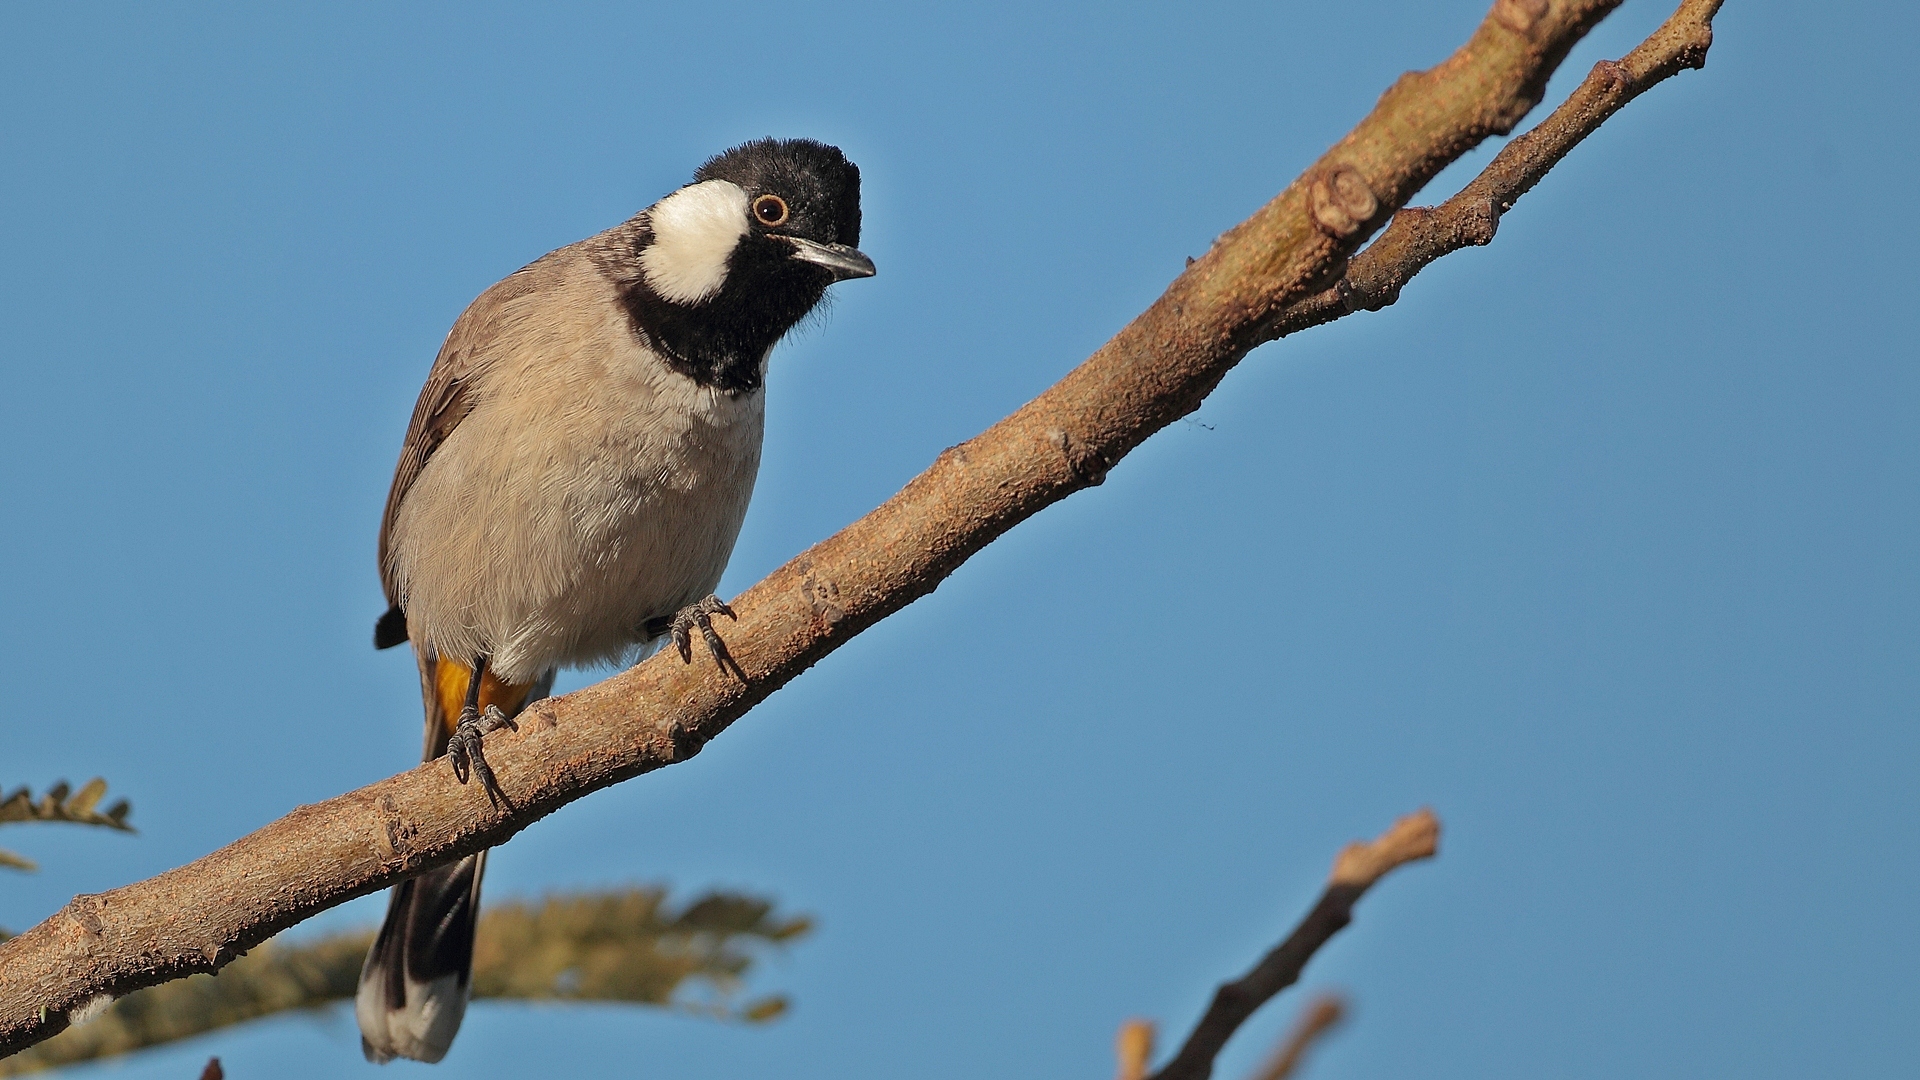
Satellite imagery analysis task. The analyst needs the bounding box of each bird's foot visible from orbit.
[667,594,743,679]
[448,703,517,806]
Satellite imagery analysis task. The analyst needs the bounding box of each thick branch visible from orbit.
[1266,0,1722,339]
[0,0,1664,1056]
[1145,812,1440,1080]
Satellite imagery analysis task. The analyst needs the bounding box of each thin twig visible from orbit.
[1246,995,1345,1080]
[1145,811,1439,1080]
[1264,0,1723,341]
[1117,1018,1157,1080]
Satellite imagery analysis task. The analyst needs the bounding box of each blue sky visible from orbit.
[3,1,1915,1077]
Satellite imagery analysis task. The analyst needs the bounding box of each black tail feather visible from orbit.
[374,605,408,650]
[356,852,486,1063]
[356,662,549,1062]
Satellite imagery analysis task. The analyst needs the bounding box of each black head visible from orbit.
[617,138,872,394]
[695,138,863,255]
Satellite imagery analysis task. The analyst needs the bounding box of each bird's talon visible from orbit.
[480,704,517,735]
[448,704,510,806]
[665,595,744,679]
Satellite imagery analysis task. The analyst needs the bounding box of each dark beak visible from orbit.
[782,236,877,282]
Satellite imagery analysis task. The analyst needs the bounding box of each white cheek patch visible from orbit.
[639,179,750,305]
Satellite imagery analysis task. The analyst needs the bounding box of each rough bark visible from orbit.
[0,0,1720,1057]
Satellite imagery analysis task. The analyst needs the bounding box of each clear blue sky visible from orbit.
[3,2,1915,1077]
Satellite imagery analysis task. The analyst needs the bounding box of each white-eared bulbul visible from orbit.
[355,138,873,1063]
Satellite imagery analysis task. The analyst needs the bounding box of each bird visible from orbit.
[353,138,873,1064]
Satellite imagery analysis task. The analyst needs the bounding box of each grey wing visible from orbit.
[374,265,545,648]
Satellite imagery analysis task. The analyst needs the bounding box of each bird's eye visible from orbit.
[752,194,789,227]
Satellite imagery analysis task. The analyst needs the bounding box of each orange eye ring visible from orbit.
[752,194,789,227]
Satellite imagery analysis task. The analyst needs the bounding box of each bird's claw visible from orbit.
[668,595,743,679]
[448,703,517,806]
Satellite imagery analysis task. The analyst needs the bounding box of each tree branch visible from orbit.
[1266,0,1722,340]
[1146,812,1440,1080]
[0,0,1718,1056]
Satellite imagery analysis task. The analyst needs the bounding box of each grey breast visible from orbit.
[384,242,767,685]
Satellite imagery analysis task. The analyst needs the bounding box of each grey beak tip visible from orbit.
[784,237,877,282]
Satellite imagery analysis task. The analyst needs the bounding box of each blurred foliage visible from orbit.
[0,779,134,873]
[471,888,809,1017]
[0,887,810,1075]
